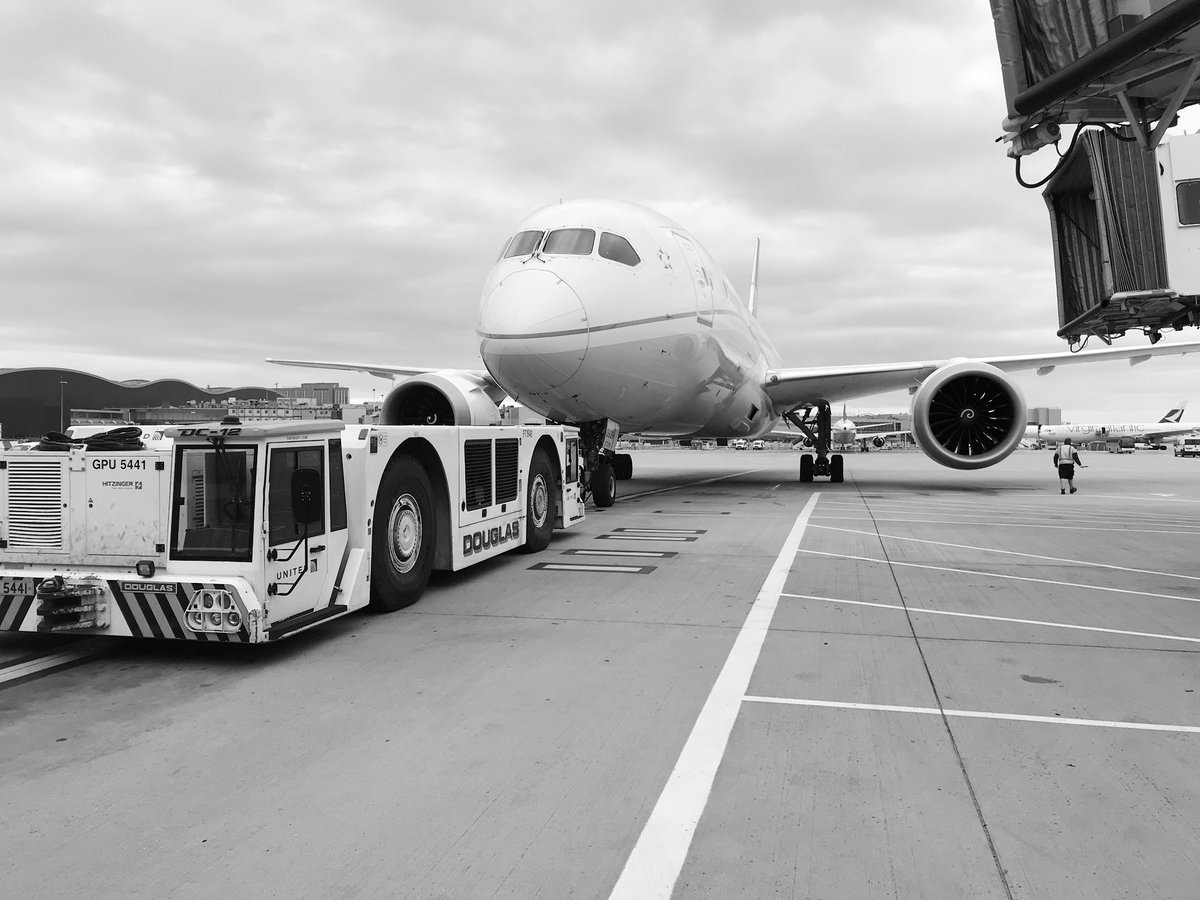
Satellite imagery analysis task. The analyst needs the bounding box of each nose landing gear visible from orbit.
[785,401,844,483]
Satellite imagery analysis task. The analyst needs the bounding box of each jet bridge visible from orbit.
[1044,127,1200,346]
[989,0,1200,344]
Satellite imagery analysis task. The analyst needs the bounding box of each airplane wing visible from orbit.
[266,357,500,387]
[763,341,1200,412]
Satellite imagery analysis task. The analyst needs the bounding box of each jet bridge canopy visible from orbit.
[991,0,1200,153]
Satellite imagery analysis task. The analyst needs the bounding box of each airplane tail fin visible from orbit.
[1160,400,1188,422]
[747,238,760,317]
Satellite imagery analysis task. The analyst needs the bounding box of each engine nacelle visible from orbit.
[380,371,504,426]
[909,360,1027,470]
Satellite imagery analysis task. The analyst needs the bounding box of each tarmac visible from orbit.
[1,445,1198,899]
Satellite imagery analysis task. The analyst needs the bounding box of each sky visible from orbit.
[4,0,1200,423]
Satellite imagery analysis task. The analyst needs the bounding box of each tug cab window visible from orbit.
[543,228,595,255]
[501,230,544,259]
[171,445,257,562]
[268,445,326,544]
[599,232,641,266]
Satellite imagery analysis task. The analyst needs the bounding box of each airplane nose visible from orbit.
[478,268,589,391]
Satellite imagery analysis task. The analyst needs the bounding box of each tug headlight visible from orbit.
[135,560,156,578]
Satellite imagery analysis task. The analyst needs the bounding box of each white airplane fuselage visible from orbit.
[477,200,782,438]
[1036,422,1195,443]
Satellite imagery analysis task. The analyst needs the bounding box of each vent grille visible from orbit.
[464,440,493,511]
[5,458,65,550]
[495,439,519,503]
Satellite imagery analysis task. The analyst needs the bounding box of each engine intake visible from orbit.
[380,372,504,427]
[910,361,1026,470]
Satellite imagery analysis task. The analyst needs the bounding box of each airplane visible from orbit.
[268,198,1200,507]
[1027,402,1196,447]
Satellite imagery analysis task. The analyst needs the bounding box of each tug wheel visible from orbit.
[370,457,435,612]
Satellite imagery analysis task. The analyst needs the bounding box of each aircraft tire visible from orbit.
[799,454,814,483]
[520,449,555,553]
[370,456,435,612]
[613,453,633,480]
[592,461,617,507]
[830,454,844,483]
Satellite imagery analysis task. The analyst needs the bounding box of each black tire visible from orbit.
[370,457,435,612]
[830,454,844,483]
[521,449,555,553]
[799,454,814,483]
[592,461,616,508]
[612,453,633,480]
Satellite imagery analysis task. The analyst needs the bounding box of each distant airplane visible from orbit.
[269,199,1200,506]
[1029,402,1195,446]
[827,405,908,452]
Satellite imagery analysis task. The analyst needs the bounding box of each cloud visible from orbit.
[1,0,1196,418]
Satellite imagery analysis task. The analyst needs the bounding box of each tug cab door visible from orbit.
[263,438,349,631]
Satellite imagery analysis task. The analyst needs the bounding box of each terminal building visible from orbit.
[0,369,367,441]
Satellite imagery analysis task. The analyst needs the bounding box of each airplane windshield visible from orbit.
[599,232,640,266]
[502,230,544,259]
[544,228,595,255]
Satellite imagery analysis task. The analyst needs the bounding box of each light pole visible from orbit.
[59,380,67,432]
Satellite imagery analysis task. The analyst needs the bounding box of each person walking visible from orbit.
[1053,438,1086,494]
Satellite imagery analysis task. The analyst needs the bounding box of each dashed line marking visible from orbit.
[527,562,656,575]
[0,639,109,687]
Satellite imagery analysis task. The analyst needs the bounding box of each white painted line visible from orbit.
[796,549,1200,605]
[609,494,821,900]
[744,695,1200,735]
[808,514,1200,536]
[530,563,653,574]
[596,534,695,542]
[782,592,1200,645]
[613,528,706,535]
[812,524,1200,583]
[0,639,108,686]
[564,549,675,558]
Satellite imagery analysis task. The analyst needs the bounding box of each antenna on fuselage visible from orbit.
[747,238,760,317]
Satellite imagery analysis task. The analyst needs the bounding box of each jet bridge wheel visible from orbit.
[370,456,435,612]
[520,449,555,553]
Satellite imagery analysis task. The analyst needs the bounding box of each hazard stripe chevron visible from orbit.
[0,595,35,631]
[110,582,248,642]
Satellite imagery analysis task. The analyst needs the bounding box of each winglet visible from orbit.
[747,238,760,317]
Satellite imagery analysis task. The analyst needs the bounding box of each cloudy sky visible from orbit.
[5,0,1200,422]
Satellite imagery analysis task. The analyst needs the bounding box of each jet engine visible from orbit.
[380,371,505,427]
[909,360,1026,469]
[871,436,886,449]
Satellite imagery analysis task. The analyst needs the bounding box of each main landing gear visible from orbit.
[785,401,844,483]
[577,419,633,508]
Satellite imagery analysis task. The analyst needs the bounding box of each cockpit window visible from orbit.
[599,232,641,266]
[543,228,595,255]
[502,230,544,259]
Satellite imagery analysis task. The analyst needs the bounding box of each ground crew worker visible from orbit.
[1053,438,1086,494]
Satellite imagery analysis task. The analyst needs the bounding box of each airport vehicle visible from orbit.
[1031,402,1193,448]
[750,440,766,451]
[730,438,747,450]
[269,200,1200,501]
[0,418,583,642]
[1175,437,1200,457]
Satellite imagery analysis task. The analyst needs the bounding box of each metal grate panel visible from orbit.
[495,438,519,504]
[5,458,65,550]
[464,440,493,511]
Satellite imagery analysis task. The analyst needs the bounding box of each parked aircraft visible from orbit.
[269,199,1200,506]
[1028,402,1194,446]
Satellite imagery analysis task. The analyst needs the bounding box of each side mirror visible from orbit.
[290,467,324,525]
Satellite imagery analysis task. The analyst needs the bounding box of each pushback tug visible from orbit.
[0,417,583,642]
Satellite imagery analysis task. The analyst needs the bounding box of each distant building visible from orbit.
[274,382,349,406]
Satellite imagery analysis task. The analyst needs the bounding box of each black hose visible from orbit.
[35,425,145,452]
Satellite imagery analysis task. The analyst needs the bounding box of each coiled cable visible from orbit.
[36,426,145,452]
